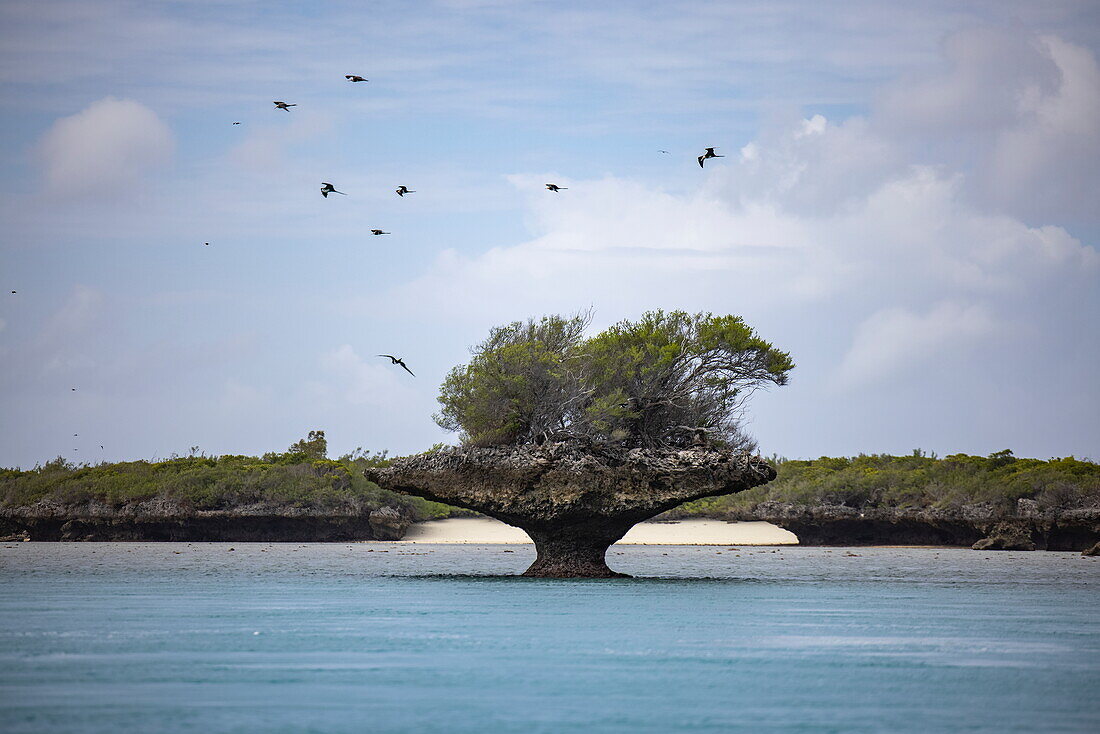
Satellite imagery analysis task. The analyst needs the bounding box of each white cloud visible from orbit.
[227,112,335,172]
[875,28,1100,224]
[314,344,422,408]
[834,302,998,388]
[377,95,1097,424]
[391,115,1096,325]
[985,35,1100,222]
[796,114,827,137]
[37,97,174,196]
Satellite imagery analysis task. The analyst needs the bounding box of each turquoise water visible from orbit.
[1,543,1098,733]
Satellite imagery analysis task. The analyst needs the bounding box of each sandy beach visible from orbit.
[399,517,798,545]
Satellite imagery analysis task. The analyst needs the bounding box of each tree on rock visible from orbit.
[436,310,792,450]
[373,310,792,578]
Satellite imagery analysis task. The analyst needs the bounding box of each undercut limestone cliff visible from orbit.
[724,500,1100,551]
[368,442,776,577]
[0,499,410,542]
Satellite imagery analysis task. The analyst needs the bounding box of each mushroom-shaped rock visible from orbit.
[368,441,776,577]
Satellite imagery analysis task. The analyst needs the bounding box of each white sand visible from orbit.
[399,517,798,545]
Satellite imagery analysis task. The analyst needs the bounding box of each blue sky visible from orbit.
[1,0,1099,467]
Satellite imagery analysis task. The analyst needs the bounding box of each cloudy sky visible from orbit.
[1,0,1098,467]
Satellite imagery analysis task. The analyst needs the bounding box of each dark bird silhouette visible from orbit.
[273,101,296,111]
[100,445,104,450]
[698,147,723,167]
[379,354,415,376]
[232,122,241,125]
[658,150,670,154]
[204,242,210,246]
[321,182,346,198]
[71,388,76,391]
[345,75,368,82]
[396,185,415,197]
[545,183,567,192]
[370,229,389,235]
[74,434,78,437]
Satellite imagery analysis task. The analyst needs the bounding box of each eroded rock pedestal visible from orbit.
[367,442,776,578]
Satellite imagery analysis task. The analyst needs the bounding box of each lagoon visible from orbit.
[1,543,1098,733]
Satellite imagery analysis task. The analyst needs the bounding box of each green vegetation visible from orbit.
[436,310,792,449]
[5,436,1096,522]
[670,450,1100,518]
[0,431,461,521]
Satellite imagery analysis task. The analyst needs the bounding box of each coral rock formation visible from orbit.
[368,442,776,577]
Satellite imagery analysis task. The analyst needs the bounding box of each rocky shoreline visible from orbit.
[3,496,1097,551]
[723,499,1100,551]
[0,498,410,542]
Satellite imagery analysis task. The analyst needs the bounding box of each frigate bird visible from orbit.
[370,229,390,235]
[345,75,368,82]
[396,186,415,197]
[545,183,567,192]
[378,355,415,376]
[273,101,296,111]
[321,182,346,198]
[697,147,723,167]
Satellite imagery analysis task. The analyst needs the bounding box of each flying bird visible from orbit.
[370,229,390,235]
[321,182,346,198]
[396,186,415,197]
[379,355,415,376]
[545,183,567,192]
[658,150,670,154]
[273,101,296,111]
[697,147,724,167]
[71,388,76,392]
[345,75,368,82]
[232,122,241,125]
[204,242,210,246]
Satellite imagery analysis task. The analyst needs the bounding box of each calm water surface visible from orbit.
[1,543,1098,733]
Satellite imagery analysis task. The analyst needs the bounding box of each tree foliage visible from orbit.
[435,310,793,449]
[285,430,328,460]
[0,436,461,521]
[668,450,1100,517]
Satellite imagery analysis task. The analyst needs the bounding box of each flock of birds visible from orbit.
[8,71,729,457]
[253,76,727,377]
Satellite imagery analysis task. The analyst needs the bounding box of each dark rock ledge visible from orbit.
[0,498,410,542]
[368,442,775,578]
[727,500,1099,551]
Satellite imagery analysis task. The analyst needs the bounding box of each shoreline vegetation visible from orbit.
[2,441,1097,550]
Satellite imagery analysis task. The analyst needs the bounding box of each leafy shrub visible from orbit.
[670,450,1100,517]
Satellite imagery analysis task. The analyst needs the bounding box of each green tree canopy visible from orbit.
[286,430,328,460]
[435,310,793,450]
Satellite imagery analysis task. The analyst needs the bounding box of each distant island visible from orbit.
[3,436,1097,551]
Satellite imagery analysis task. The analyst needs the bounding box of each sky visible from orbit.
[1,0,1098,467]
